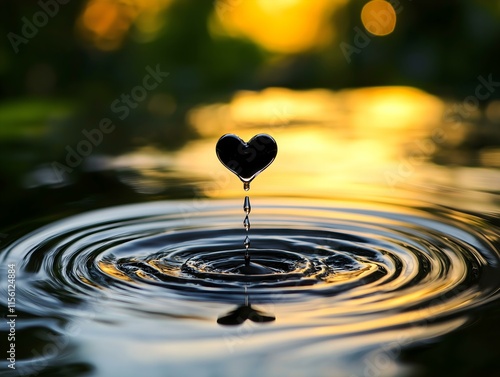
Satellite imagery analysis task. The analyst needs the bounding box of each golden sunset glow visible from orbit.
[361,0,397,36]
[211,0,347,53]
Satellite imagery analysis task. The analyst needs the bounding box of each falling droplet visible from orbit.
[244,236,250,250]
[244,196,251,214]
[243,195,251,265]
[243,215,250,231]
[215,133,278,271]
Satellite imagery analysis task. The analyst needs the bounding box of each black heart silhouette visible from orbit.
[215,134,278,184]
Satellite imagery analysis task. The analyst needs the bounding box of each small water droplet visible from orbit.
[243,215,250,231]
[244,236,250,249]
[244,196,251,214]
[243,181,250,191]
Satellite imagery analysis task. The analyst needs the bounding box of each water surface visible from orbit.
[1,87,500,377]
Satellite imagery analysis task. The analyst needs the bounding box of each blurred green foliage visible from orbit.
[0,0,499,102]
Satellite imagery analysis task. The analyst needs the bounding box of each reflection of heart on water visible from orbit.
[215,133,278,188]
[217,287,275,326]
[217,304,276,326]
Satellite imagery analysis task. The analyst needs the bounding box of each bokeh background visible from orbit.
[1,0,500,225]
[1,1,500,376]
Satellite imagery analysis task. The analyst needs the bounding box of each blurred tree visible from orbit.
[0,0,499,103]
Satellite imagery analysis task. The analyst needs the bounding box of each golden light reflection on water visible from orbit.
[98,260,133,281]
[180,86,447,198]
[189,86,444,137]
[94,85,500,211]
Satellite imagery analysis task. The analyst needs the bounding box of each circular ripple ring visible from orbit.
[2,199,499,327]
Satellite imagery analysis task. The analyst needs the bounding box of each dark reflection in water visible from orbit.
[217,288,276,326]
[217,304,276,326]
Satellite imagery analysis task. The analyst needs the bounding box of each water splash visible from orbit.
[216,133,277,271]
[243,195,251,266]
[3,198,498,305]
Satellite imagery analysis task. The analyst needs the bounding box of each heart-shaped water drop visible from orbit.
[215,133,278,190]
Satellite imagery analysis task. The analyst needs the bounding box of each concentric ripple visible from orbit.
[2,197,500,376]
[3,198,499,325]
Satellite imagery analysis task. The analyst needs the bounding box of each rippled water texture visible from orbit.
[2,197,499,376]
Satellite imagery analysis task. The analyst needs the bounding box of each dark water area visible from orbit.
[1,87,500,377]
